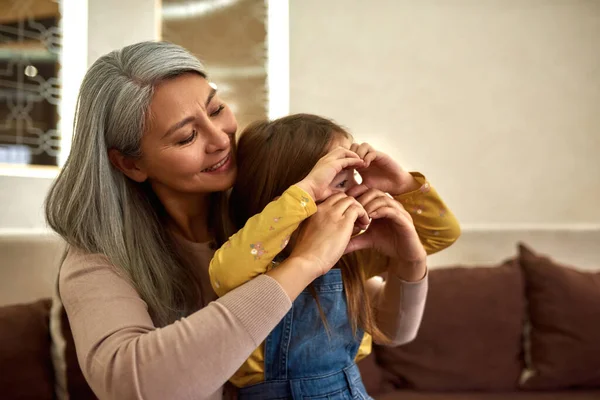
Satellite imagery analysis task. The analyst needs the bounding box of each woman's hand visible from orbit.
[345,186,427,281]
[350,142,419,196]
[296,147,365,201]
[289,193,370,278]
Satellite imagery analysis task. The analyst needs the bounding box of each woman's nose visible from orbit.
[205,126,230,153]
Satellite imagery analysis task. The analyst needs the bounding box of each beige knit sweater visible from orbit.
[60,237,428,400]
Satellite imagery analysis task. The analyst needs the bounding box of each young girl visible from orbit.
[209,114,460,399]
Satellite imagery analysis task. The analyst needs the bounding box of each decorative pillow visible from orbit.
[50,289,97,400]
[0,299,54,400]
[375,260,526,391]
[519,243,600,389]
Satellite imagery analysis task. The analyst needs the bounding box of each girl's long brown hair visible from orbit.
[226,113,388,343]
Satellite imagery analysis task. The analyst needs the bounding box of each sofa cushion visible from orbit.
[519,243,600,389]
[50,290,97,400]
[62,307,98,398]
[0,299,54,400]
[376,391,600,400]
[375,260,525,391]
[358,352,390,395]
[0,233,64,306]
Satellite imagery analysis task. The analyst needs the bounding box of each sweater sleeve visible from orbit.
[59,248,292,400]
[365,271,429,346]
[209,185,317,297]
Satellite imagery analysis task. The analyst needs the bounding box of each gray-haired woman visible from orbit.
[46,41,444,399]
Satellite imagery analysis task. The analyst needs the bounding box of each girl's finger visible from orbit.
[355,143,372,160]
[363,150,378,168]
[326,146,361,161]
[328,157,365,173]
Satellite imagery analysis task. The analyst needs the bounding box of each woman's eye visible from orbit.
[209,104,225,117]
[178,130,197,145]
[336,179,348,189]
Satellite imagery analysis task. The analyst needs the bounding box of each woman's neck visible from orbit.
[153,185,212,243]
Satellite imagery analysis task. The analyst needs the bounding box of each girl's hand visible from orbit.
[345,186,427,281]
[296,147,365,201]
[289,193,370,278]
[350,142,419,196]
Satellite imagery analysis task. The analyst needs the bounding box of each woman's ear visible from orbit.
[108,148,148,183]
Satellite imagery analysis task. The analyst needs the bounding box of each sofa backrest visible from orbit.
[0,232,65,306]
[427,228,600,271]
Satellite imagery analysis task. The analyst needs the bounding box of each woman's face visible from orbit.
[138,73,238,196]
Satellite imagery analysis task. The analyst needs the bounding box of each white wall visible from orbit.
[87,0,161,66]
[0,176,55,230]
[4,0,599,231]
[290,0,600,228]
[0,0,160,231]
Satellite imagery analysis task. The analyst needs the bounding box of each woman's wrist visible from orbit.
[265,255,320,301]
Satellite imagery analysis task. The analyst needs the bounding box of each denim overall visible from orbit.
[239,269,372,400]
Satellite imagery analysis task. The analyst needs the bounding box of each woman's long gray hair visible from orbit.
[46,41,222,326]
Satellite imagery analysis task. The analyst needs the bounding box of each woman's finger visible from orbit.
[355,188,387,208]
[394,201,413,220]
[362,196,397,216]
[330,196,363,215]
[368,206,406,226]
[343,202,370,228]
[344,231,373,254]
[354,206,371,228]
[346,184,371,199]
[320,192,349,207]
[324,195,370,228]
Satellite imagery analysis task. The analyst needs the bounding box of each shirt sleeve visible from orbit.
[209,185,317,297]
[394,172,461,256]
[361,173,461,279]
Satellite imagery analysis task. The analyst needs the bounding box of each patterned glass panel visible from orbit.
[0,0,61,166]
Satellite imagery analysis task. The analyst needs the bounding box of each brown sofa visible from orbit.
[358,244,600,399]
[1,233,599,399]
